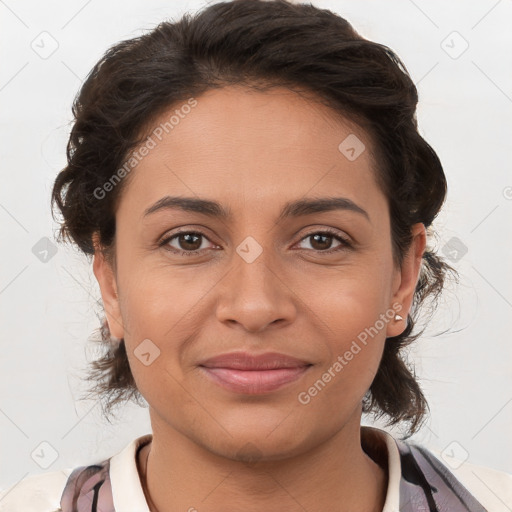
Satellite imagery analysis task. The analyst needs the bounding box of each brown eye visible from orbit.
[174,233,203,251]
[296,230,352,253]
[161,231,215,255]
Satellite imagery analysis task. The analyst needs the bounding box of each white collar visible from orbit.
[109,432,152,511]
[109,426,401,511]
[364,426,402,512]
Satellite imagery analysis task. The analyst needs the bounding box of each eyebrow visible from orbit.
[143,195,370,222]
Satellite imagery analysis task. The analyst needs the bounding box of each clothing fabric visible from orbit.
[1,426,511,511]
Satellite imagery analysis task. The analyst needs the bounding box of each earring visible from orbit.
[394,314,403,321]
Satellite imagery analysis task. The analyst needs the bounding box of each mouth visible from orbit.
[198,351,313,394]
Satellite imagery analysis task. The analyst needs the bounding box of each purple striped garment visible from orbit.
[58,439,487,512]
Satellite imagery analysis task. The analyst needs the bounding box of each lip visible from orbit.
[199,351,312,394]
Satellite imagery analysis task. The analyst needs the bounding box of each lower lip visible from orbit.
[200,366,311,394]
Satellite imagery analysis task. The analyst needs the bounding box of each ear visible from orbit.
[92,233,125,340]
[386,223,426,337]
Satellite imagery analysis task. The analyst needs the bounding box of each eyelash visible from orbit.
[159,228,353,257]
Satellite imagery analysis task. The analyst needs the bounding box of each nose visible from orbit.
[214,249,297,333]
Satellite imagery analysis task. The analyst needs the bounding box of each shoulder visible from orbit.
[0,461,111,512]
[395,438,512,512]
[424,445,512,512]
[0,469,72,512]
[0,434,151,512]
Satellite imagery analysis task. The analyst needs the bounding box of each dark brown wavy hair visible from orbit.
[51,0,456,437]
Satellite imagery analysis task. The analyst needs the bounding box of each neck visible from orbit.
[137,412,388,512]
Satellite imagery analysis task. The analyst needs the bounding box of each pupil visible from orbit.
[176,233,334,252]
[181,233,200,250]
[312,234,331,250]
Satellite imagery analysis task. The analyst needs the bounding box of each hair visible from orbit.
[51,0,456,437]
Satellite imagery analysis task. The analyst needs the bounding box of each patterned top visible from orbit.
[57,435,487,512]
[4,427,510,511]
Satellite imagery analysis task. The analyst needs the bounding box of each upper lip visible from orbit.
[199,351,312,370]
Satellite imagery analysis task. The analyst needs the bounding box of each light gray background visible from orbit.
[1,0,511,491]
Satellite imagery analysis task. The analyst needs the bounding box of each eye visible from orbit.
[160,231,217,256]
[295,229,352,253]
[159,228,352,257]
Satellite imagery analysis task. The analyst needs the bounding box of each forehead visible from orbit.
[119,85,384,218]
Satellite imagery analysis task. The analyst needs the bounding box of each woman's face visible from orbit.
[94,85,424,460]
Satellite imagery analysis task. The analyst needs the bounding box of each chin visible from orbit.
[203,420,315,462]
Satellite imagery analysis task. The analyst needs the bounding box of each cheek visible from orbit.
[295,298,388,425]
[116,237,393,404]
[118,261,208,332]
[311,266,392,340]
[116,264,217,389]
[297,271,391,401]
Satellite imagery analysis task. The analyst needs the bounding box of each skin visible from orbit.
[93,85,426,511]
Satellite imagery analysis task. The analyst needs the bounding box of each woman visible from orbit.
[1,0,510,510]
